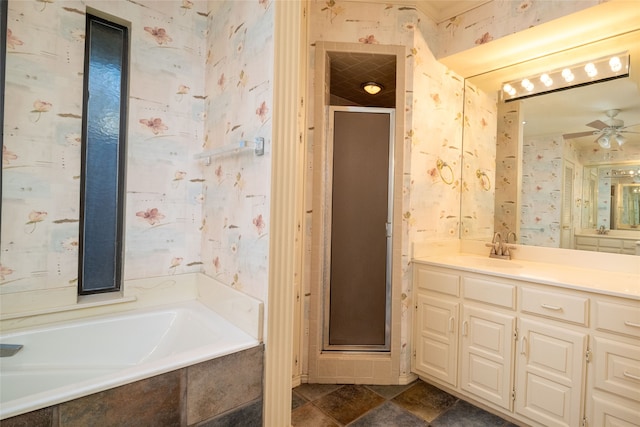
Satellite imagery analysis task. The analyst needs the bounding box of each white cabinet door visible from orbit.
[516,318,587,427]
[414,294,458,386]
[591,393,640,427]
[461,305,515,410]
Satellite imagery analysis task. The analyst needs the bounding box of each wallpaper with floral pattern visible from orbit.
[1,0,273,315]
[199,0,273,304]
[520,133,582,247]
[435,0,605,58]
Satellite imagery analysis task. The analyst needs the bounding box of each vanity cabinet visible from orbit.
[574,235,639,255]
[460,277,516,411]
[412,262,639,427]
[413,267,459,387]
[586,296,640,426]
[515,317,587,427]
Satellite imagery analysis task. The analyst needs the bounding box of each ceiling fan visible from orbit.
[563,109,640,148]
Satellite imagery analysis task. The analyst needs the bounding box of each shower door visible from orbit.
[323,106,394,351]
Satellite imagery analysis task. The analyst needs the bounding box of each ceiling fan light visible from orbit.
[597,135,611,149]
[615,133,626,146]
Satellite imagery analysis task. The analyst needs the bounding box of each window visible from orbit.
[1,0,7,216]
[78,14,128,294]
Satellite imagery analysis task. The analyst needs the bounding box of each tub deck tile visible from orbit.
[186,344,264,425]
[58,369,183,427]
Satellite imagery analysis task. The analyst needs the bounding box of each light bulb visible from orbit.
[561,68,574,83]
[539,73,553,87]
[597,135,610,149]
[609,56,622,72]
[615,133,626,146]
[521,79,534,92]
[584,63,598,77]
[503,83,516,96]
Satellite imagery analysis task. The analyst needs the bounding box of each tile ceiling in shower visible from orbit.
[329,52,397,108]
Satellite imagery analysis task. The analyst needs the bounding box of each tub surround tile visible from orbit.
[391,381,457,422]
[347,401,428,427]
[1,406,56,427]
[186,344,264,425]
[313,385,385,425]
[195,398,263,427]
[58,370,183,427]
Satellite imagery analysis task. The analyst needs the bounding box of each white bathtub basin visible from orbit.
[0,299,259,420]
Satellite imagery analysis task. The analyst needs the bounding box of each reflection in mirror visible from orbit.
[615,183,640,230]
[514,76,640,249]
[463,66,640,255]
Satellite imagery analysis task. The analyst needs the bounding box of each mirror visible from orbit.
[460,28,640,254]
[616,183,640,230]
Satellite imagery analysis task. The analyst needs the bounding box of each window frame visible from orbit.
[78,12,129,295]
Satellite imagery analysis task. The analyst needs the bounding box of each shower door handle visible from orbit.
[385,222,392,238]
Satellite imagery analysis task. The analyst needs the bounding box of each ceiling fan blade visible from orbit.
[563,131,595,139]
[620,130,640,134]
[585,120,608,130]
[621,122,640,129]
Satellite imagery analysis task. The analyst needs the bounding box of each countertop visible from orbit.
[413,253,640,300]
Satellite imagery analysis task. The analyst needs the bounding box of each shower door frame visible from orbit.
[322,106,395,352]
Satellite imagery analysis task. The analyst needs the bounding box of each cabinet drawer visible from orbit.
[415,267,460,297]
[598,238,622,249]
[463,277,516,309]
[592,336,640,403]
[594,300,640,338]
[520,287,589,326]
[576,236,598,246]
[622,240,639,249]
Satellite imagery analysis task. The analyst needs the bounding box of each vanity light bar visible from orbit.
[501,52,630,101]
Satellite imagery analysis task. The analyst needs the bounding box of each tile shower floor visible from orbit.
[291,380,520,426]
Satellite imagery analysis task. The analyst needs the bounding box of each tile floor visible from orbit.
[291,379,520,426]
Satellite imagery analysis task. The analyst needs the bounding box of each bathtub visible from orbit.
[0,299,260,421]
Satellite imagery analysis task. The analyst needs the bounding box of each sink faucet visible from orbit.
[597,225,609,235]
[0,344,24,357]
[506,232,517,244]
[485,231,516,260]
